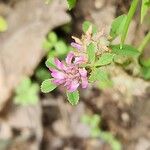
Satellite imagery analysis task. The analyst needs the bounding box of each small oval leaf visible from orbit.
[45,57,56,68]
[111,44,140,57]
[67,90,79,105]
[95,53,114,66]
[110,14,127,40]
[87,43,96,63]
[41,79,57,93]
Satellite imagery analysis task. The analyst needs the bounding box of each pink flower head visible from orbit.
[49,52,88,92]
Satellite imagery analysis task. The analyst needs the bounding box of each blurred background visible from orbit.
[0,0,150,150]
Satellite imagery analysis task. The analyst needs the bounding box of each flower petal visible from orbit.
[54,58,63,70]
[67,80,79,92]
[74,56,86,64]
[66,52,75,65]
[81,77,88,88]
[79,68,87,77]
[53,79,65,85]
[54,58,67,70]
[71,42,82,50]
[51,69,65,79]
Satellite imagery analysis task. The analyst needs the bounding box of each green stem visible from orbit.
[121,0,139,47]
[138,31,150,52]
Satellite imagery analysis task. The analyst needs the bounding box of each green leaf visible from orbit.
[141,0,150,23]
[99,132,122,150]
[35,67,50,82]
[47,49,57,58]
[110,14,127,40]
[43,39,53,51]
[90,114,101,128]
[45,57,56,68]
[95,53,114,66]
[140,57,150,67]
[0,16,8,32]
[111,44,140,57]
[67,0,76,10]
[41,79,57,93]
[67,90,79,105]
[82,21,97,34]
[141,67,150,80]
[54,40,68,55]
[89,69,113,89]
[48,32,58,44]
[91,128,101,138]
[97,70,113,89]
[14,77,39,106]
[87,43,96,63]
[15,77,31,94]
[89,68,108,83]
[89,68,100,82]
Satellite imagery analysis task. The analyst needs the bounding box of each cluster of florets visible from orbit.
[49,26,110,92]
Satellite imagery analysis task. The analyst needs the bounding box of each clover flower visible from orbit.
[71,27,111,57]
[49,52,88,92]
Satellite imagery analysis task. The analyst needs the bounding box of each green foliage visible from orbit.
[14,77,39,106]
[95,53,114,66]
[121,0,139,45]
[54,40,69,55]
[0,16,8,32]
[110,14,127,40]
[81,114,101,128]
[141,0,150,23]
[100,131,122,150]
[67,90,79,105]
[81,114,122,150]
[141,66,150,80]
[43,39,53,51]
[89,68,113,89]
[140,57,150,67]
[48,32,58,44]
[97,69,113,89]
[111,44,140,58]
[87,43,96,63]
[35,67,50,82]
[82,21,97,34]
[89,68,101,83]
[45,57,56,68]
[41,79,57,93]
[67,0,77,10]
[43,31,72,59]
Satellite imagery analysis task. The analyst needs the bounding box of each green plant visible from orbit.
[36,31,72,83]
[67,0,77,10]
[43,31,72,59]
[41,1,150,105]
[81,114,122,150]
[14,77,39,106]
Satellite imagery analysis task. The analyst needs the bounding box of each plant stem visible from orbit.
[121,0,139,47]
[138,31,150,52]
